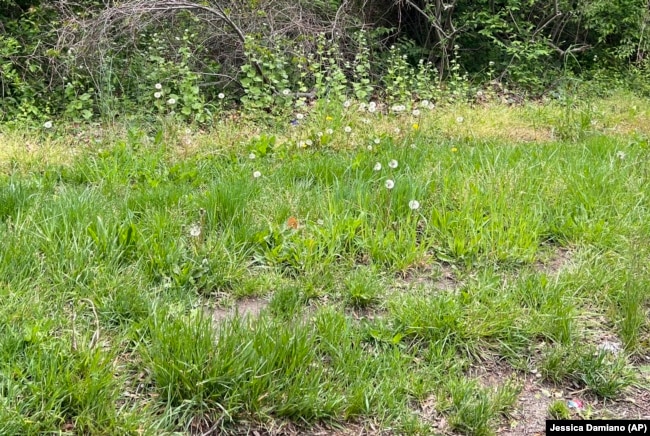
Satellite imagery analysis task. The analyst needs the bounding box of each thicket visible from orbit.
[1,0,649,124]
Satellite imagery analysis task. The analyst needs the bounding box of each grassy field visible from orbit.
[1,92,649,435]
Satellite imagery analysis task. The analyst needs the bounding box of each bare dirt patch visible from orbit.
[534,247,574,276]
[211,297,269,323]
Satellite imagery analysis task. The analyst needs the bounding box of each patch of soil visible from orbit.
[534,247,574,276]
[211,297,269,323]
[398,262,462,294]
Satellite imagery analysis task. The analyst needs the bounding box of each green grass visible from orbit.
[1,94,649,434]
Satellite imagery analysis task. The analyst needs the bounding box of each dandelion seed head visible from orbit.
[167,98,176,105]
[218,93,225,99]
[282,89,291,96]
[385,179,395,190]
[373,162,382,171]
[389,159,398,169]
[249,153,256,159]
[296,113,304,120]
[344,126,352,133]
[343,100,351,108]
[367,145,373,151]
[189,223,202,238]
[253,170,262,178]
[326,128,334,135]
[43,121,53,129]
[412,109,421,116]
[155,83,162,90]
[409,200,420,210]
[456,116,464,123]
[154,92,162,99]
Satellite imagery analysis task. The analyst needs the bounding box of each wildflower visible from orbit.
[616,151,626,160]
[409,200,420,210]
[306,139,313,146]
[343,100,352,108]
[167,98,176,105]
[249,153,256,160]
[456,116,464,123]
[391,104,406,113]
[361,118,371,124]
[412,123,419,130]
[326,116,333,121]
[253,170,262,178]
[326,128,334,135]
[394,127,401,134]
[155,83,162,90]
[218,93,225,99]
[412,109,421,117]
[298,140,307,148]
[154,92,162,99]
[374,162,382,171]
[282,89,291,96]
[385,179,395,190]
[367,145,373,151]
[368,102,377,113]
[296,113,304,120]
[489,61,495,66]
[451,147,458,153]
[344,126,352,133]
[389,159,398,169]
[420,100,430,109]
[189,223,202,238]
[374,138,380,144]
[43,121,53,129]
[317,131,323,137]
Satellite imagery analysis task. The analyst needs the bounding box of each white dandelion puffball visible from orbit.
[412,109,421,116]
[154,83,162,90]
[306,139,313,146]
[389,159,398,169]
[385,179,395,189]
[344,126,352,133]
[409,200,420,210]
[456,116,464,123]
[391,105,406,113]
[374,162,382,171]
[374,138,381,144]
[367,145,373,151]
[282,89,291,96]
[616,151,626,160]
[326,128,334,135]
[368,102,377,113]
[43,121,53,129]
[154,92,162,99]
[394,127,401,134]
[296,113,304,120]
[249,153,256,160]
[343,100,352,108]
[218,93,225,99]
[420,100,430,108]
[167,98,176,105]
[253,170,262,178]
[189,223,202,237]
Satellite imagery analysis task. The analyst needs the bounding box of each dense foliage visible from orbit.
[1,0,649,123]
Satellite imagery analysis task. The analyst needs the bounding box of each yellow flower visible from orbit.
[326,116,333,121]
[451,147,458,153]
[412,123,419,130]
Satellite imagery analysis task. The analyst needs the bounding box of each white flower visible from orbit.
[374,138,380,144]
[298,140,307,148]
[249,153,256,160]
[344,126,352,133]
[412,109,421,116]
[394,127,401,134]
[154,92,162,99]
[317,131,323,137]
[373,162,382,171]
[167,98,176,105]
[385,179,395,190]
[388,159,398,169]
[343,100,351,108]
[368,102,377,113]
[155,83,163,90]
[326,128,334,135]
[282,89,291,96]
[420,100,430,108]
[456,116,464,123]
[43,121,53,129]
[616,151,626,160]
[218,93,225,99]
[409,200,420,210]
[296,113,304,120]
[306,139,313,146]
[489,61,495,66]
[189,223,202,238]
[391,104,406,113]
[367,145,373,151]
[253,170,262,178]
